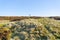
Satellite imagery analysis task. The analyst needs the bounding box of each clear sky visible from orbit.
[0,0,60,16]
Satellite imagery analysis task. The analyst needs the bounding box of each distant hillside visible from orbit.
[0,16,60,21]
[0,16,41,21]
[49,16,60,20]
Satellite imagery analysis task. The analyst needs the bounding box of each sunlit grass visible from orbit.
[0,18,60,40]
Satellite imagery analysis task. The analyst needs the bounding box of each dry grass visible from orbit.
[0,20,10,24]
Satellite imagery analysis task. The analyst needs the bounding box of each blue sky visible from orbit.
[0,0,60,16]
